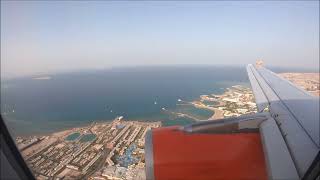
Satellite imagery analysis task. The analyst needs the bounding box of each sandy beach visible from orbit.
[192,103,224,120]
[20,124,94,159]
[209,108,224,120]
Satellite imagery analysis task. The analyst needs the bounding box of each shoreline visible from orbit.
[189,85,257,120]
[16,120,112,139]
[192,103,224,120]
[209,108,224,120]
[15,85,242,139]
[16,118,165,139]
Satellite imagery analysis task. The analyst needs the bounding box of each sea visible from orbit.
[1,66,253,137]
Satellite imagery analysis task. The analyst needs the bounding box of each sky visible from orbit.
[1,1,319,78]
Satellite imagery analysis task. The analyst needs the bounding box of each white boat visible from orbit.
[178,99,182,102]
[154,101,157,105]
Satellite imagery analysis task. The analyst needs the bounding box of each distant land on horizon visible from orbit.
[2,64,319,81]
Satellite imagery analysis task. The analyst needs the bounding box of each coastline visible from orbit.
[19,120,115,159]
[189,85,257,120]
[209,108,224,120]
[15,121,102,139]
[14,84,257,179]
[15,84,255,139]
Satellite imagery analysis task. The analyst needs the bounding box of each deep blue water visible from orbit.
[1,66,250,136]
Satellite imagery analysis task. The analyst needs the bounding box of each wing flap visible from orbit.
[260,116,299,180]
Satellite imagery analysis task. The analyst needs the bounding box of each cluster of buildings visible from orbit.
[16,136,45,151]
[279,73,320,96]
[99,162,146,180]
[16,117,160,180]
[219,85,257,117]
[197,85,258,118]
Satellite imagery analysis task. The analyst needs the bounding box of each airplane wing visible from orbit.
[246,64,319,180]
[145,64,319,180]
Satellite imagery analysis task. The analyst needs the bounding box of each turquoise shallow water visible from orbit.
[162,117,195,127]
[175,104,213,120]
[202,100,218,106]
[1,66,250,136]
[65,132,80,141]
[79,134,96,142]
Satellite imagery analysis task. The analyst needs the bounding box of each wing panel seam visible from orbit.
[256,67,319,148]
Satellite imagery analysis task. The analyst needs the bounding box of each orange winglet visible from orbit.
[152,126,268,180]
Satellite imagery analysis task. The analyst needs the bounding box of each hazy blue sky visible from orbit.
[1,1,319,78]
